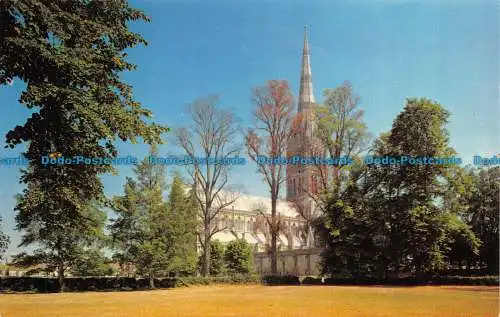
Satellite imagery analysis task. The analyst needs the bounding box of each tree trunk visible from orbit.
[270,196,278,275]
[149,270,155,289]
[201,227,211,277]
[415,262,423,280]
[378,256,386,280]
[58,265,65,293]
[394,255,401,279]
[270,231,278,275]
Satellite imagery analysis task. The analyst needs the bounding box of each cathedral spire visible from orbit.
[298,25,315,112]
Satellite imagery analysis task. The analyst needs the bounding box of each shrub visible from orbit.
[198,240,226,276]
[224,239,253,274]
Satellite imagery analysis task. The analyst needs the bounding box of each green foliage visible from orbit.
[0,274,261,293]
[313,81,371,262]
[110,151,201,285]
[445,213,481,267]
[322,276,499,286]
[321,98,482,278]
[198,240,226,276]
[1,0,167,292]
[1,0,168,148]
[224,239,253,274]
[1,274,496,293]
[13,201,107,284]
[174,274,260,287]
[70,250,117,277]
[165,174,198,276]
[315,81,371,196]
[110,145,171,288]
[466,167,499,273]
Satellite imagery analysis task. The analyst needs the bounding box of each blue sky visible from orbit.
[0,0,498,257]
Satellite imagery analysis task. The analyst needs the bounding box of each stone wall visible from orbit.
[253,248,323,276]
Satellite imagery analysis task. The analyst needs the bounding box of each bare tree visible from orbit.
[245,80,302,274]
[175,95,241,277]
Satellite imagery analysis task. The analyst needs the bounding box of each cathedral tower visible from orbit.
[286,26,325,230]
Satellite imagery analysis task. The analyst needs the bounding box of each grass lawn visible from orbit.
[0,285,497,317]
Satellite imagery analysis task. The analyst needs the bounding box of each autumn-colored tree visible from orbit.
[245,80,301,274]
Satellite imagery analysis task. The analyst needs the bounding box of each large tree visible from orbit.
[1,1,167,291]
[245,80,301,274]
[175,96,241,277]
[322,98,479,278]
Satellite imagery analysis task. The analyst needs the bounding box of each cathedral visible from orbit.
[211,26,324,269]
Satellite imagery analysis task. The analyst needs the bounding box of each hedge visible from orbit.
[428,276,499,286]
[265,275,498,286]
[0,274,497,293]
[322,276,499,286]
[261,275,300,286]
[174,274,260,287]
[0,277,165,293]
[0,275,260,293]
[437,268,498,276]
